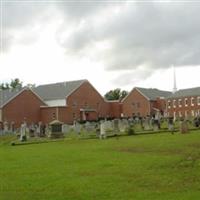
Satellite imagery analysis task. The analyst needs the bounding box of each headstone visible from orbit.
[10,121,15,133]
[100,121,106,139]
[180,120,189,134]
[3,121,9,134]
[62,124,70,134]
[73,122,81,134]
[29,123,35,137]
[153,119,159,131]
[113,119,119,133]
[168,117,174,134]
[144,117,151,130]
[20,122,27,142]
[49,120,64,138]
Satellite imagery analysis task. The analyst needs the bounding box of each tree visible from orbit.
[10,78,23,89]
[104,88,128,101]
[0,78,23,90]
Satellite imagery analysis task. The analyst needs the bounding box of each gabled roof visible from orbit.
[0,88,24,108]
[135,87,172,100]
[168,87,200,99]
[33,79,87,101]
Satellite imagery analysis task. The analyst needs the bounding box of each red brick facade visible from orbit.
[122,88,167,118]
[2,81,199,129]
[2,89,45,128]
[122,88,150,117]
[167,96,200,118]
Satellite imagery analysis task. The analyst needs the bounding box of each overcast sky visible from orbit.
[1,0,200,95]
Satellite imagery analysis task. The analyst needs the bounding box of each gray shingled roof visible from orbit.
[0,88,24,108]
[33,80,86,101]
[168,87,200,99]
[136,87,172,100]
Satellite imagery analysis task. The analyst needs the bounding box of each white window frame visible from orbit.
[197,96,200,105]
[173,99,176,108]
[191,97,194,106]
[168,100,171,109]
[185,98,188,107]
[178,99,182,107]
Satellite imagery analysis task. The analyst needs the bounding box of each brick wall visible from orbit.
[122,89,150,117]
[2,89,45,128]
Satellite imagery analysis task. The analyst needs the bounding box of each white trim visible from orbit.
[167,100,171,109]
[191,97,194,106]
[185,98,188,107]
[197,96,200,105]
[173,99,176,108]
[178,99,182,107]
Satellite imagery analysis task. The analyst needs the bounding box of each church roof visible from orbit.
[168,87,200,98]
[135,87,172,100]
[33,80,87,101]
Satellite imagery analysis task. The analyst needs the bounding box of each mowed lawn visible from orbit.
[1,131,200,200]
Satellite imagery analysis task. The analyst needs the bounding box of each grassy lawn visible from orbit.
[1,131,200,200]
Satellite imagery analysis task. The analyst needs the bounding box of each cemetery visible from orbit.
[1,127,200,200]
[1,81,200,200]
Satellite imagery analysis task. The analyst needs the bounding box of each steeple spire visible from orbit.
[172,65,177,93]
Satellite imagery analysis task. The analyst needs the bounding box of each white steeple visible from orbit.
[172,65,177,93]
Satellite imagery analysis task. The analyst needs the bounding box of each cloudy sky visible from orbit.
[1,0,200,95]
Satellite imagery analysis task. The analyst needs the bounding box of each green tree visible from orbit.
[0,78,23,90]
[10,78,23,89]
[104,88,128,101]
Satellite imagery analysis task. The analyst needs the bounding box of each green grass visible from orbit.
[1,131,200,200]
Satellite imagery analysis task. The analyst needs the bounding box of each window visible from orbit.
[185,98,188,107]
[168,100,171,109]
[178,99,182,107]
[73,113,76,119]
[52,113,56,119]
[185,110,188,117]
[197,97,200,105]
[191,97,194,106]
[173,100,176,108]
[72,101,77,107]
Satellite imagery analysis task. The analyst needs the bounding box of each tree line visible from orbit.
[0,78,128,100]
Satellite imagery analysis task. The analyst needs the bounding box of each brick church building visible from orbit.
[1,78,200,129]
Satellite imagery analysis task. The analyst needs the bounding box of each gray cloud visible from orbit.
[2,1,200,81]
[57,2,200,73]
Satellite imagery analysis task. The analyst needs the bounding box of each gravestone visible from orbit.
[20,122,27,142]
[62,124,70,134]
[113,119,119,133]
[100,121,106,139]
[29,123,35,137]
[180,120,189,134]
[49,120,64,138]
[73,122,81,134]
[10,121,15,133]
[144,117,151,130]
[3,121,9,134]
[168,117,174,134]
